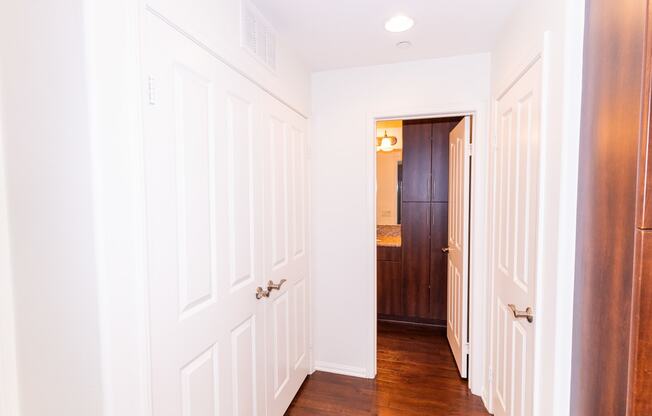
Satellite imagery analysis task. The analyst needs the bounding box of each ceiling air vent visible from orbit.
[241,1,277,72]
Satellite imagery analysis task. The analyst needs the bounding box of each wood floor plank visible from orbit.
[286,321,489,415]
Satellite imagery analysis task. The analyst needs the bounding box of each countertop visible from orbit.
[377,225,401,247]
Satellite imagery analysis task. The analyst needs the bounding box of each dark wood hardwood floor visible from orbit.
[285,321,489,415]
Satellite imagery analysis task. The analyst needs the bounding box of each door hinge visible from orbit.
[463,341,470,355]
[147,76,157,105]
[466,143,473,156]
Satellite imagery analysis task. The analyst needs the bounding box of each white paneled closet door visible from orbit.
[141,10,309,416]
[142,13,266,416]
[261,93,310,415]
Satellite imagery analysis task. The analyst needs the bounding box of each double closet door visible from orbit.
[141,11,309,416]
[401,118,461,324]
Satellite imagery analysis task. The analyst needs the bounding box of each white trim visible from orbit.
[84,0,152,414]
[314,361,368,379]
[0,82,20,416]
[306,120,316,376]
[533,33,551,416]
[365,100,490,398]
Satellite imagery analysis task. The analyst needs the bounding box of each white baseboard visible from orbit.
[481,388,492,414]
[313,361,369,379]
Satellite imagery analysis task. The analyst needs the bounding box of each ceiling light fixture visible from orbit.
[396,41,412,49]
[377,131,398,152]
[385,15,414,33]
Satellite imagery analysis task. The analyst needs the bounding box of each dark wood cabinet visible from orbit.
[431,121,456,202]
[429,202,448,324]
[401,202,431,318]
[377,117,462,325]
[377,246,403,316]
[637,97,652,230]
[402,120,432,202]
[631,229,652,415]
[571,0,652,413]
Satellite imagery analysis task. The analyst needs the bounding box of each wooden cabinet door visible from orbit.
[631,229,652,415]
[637,108,652,229]
[402,202,431,318]
[431,122,452,202]
[429,202,448,324]
[402,120,432,202]
[377,259,403,316]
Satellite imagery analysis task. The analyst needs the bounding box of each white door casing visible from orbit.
[447,116,471,378]
[491,57,543,416]
[261,92,310,415]
[142,12,309,416]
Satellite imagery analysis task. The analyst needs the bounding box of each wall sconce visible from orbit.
[377,130,398,152]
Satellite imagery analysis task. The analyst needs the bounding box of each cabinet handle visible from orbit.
[432,176,436,200]
[441,247,450,254]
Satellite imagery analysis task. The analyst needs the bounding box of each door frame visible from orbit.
[0,102,20,416]
[365,101,489,397]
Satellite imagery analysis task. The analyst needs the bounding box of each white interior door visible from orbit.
[447,116,471,378]
[142,13,266,415]
[261,93,310,416]
[491,58,542,416]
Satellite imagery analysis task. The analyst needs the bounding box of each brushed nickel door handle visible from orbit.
[441,247,450,254]
[508,304,534,323]
[267,279,287,292]
[256,287,270,299]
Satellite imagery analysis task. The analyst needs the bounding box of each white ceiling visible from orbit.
[251,0,519,71]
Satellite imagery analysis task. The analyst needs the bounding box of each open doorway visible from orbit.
[374,115,476,403]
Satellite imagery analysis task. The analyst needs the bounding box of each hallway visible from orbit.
[286,321,489,415]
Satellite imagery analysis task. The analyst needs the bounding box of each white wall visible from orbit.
[487,0,585,414]
[0,1,105,415]
[310,54,490,379]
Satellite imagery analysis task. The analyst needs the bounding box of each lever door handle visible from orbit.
[267,279,287,291]
[441,247,450,254]
[255,287,270,299]
[508,304,534,323]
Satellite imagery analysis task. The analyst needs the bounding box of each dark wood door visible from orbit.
[402,120,432,202]
[429,202,448,324]
[402,202,431,318]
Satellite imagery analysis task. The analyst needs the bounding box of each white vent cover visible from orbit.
[241,1,277,71]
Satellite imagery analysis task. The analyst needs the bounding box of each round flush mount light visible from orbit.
[384,15,414,33]
[396,41,412,49]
